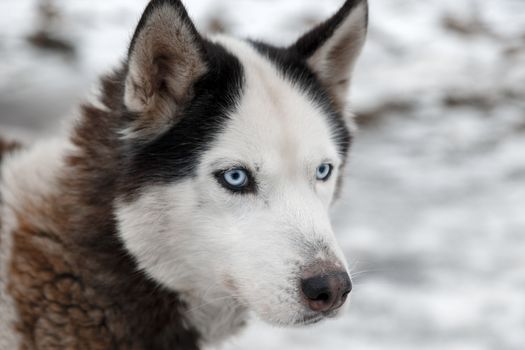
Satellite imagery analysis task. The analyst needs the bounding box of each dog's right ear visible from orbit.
[123,0,207,139]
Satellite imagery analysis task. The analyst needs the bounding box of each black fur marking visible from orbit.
[118,40,245,194]
[249,41,351,158]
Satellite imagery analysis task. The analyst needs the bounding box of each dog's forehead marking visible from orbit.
[209,36,340,171]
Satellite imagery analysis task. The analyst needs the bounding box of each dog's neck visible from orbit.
[180,290,249,344]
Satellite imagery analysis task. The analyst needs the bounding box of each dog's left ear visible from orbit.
[123,0,208,139]
[291,0,368,111]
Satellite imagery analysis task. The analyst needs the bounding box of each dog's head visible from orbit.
[115,0,367,327]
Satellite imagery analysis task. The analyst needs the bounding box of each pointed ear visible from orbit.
[123,0,208,139]
[291,0,368,111]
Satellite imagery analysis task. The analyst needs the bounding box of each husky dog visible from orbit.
[0,0,368,348]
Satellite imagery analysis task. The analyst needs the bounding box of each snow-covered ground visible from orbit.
[1,0,524,349]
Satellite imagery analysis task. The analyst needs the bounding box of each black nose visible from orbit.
[301,272,352,312]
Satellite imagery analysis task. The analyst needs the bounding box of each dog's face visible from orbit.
[116,0,367,327]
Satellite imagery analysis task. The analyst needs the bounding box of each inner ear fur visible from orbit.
[123,0,208,140]
[291,0,368,112]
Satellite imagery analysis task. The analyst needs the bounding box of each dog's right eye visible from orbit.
[215,167,255,194]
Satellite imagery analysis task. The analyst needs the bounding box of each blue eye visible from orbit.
[316,163,333,181]
[216,167,253,193]
[224,169,248,188]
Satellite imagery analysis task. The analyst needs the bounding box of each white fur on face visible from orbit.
[117,37,350,343]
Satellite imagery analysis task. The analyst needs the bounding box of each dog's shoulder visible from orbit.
[0,135,23,228]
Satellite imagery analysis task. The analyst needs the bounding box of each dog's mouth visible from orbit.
[294,310,338,326]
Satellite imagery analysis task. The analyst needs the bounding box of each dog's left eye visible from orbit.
[316,163,333,181]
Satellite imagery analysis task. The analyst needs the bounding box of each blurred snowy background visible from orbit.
[1,0,524,349]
